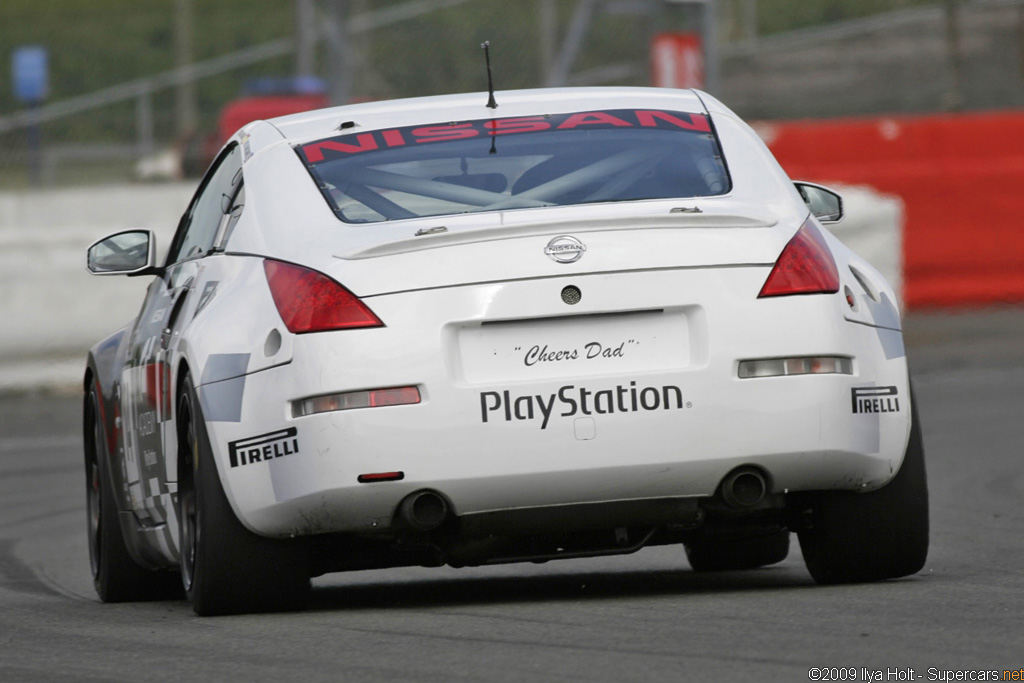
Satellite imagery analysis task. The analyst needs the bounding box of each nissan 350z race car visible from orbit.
[83,86,928,616]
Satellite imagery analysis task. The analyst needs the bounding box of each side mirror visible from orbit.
[794,181,844,224]
[86,230,161,277]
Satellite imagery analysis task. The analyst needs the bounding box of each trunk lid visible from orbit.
[324,202,795,297]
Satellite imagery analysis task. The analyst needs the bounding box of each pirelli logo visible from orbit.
[851,386,901,414]
[228,428,299,468]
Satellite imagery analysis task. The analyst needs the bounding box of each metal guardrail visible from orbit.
[0,40,292,136]
[0,0,477,137]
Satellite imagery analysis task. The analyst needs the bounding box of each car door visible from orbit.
[120,144,243,530]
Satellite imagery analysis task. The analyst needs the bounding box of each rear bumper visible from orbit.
[205,346,910,538]
[198,267,911,537]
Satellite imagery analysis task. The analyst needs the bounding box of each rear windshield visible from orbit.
[296,109,730,224]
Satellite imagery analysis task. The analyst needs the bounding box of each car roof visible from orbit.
[262,87,712,147]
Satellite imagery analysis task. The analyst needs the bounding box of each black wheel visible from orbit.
[84,383,181,602]
[797,395,929,584]
[177,375,310,616]
[685,530,790,572]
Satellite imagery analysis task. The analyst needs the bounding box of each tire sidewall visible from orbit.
[176,375,309,615]
[798,393,929,584]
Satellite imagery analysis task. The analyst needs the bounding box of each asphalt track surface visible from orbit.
[1,309,1022,682]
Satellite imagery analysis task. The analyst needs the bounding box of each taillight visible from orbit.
[758,220,840,298]
[263,259,383,333]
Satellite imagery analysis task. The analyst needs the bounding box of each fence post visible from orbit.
[943,0,963,111]
[137,90,154,159]
[325,0,354,105]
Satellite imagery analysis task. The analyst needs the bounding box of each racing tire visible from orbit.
[797,395,929,584]
[685,530,790,572]
[85,384,181,602]
[177,376,310,616]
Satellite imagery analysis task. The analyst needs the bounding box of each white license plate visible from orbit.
[453,309,695,384]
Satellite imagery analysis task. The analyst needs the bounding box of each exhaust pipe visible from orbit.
[398,490,450,531]
[720,467,769,509]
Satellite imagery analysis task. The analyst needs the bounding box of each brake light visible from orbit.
[758,220,840,298]
[263,259,383,333]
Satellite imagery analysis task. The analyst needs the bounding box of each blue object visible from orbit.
[242,76,326,97]
[12,45,49,103]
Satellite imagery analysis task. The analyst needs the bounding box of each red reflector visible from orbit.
[758,220,840,298]
[369,387,421,408]
[263,259,383,333]
[357,471,405,483]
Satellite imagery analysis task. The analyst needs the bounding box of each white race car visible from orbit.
[84,87,928,615]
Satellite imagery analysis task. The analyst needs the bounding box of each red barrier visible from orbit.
[762,111,1024,308]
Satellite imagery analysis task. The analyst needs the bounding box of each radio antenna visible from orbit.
[481,41,498,109]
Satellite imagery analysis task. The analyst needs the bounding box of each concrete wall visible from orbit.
[0,182,901,392]
[0,184,191,391]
